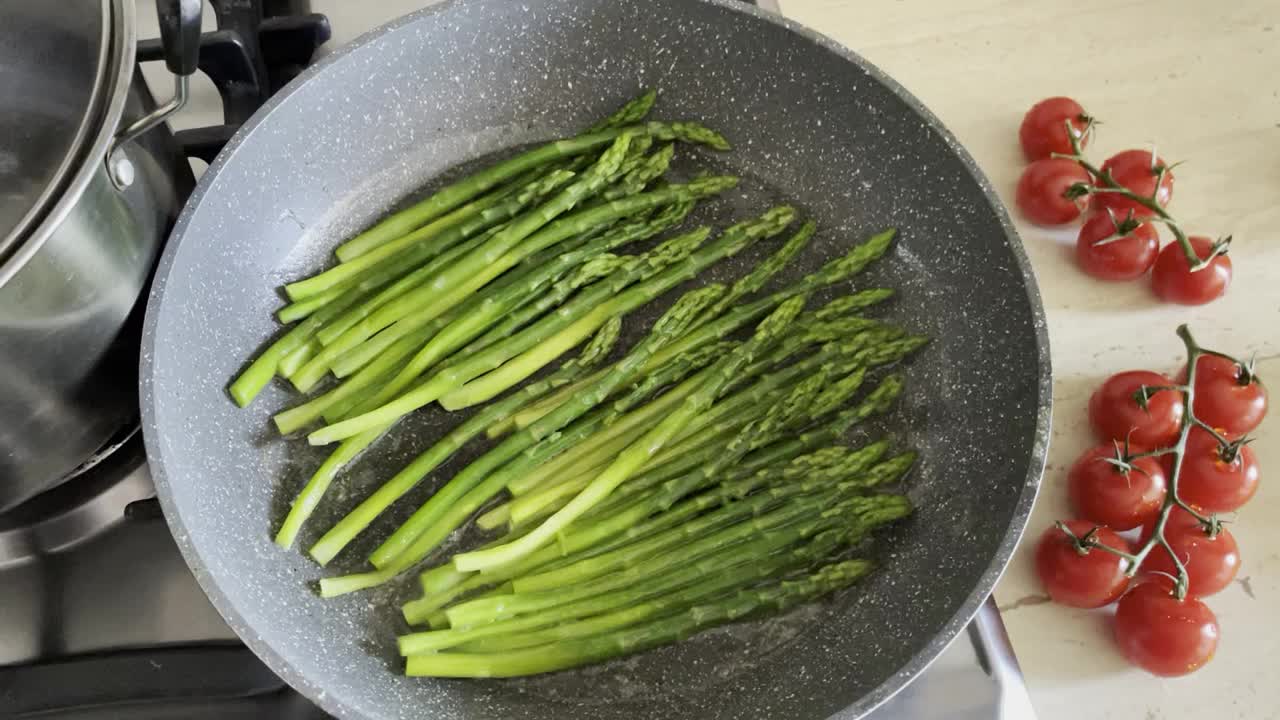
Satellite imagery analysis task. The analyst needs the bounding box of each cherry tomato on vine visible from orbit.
[1151,236,1232,305]
[1034,521,1131,608]
[1095,149,1175,218]
[1019,97,1091,161]
[1068,445,1167,530]
[1015,158,1090,226]
[1074,212,1160,281]
[1176,426,1260,513]
[1181,355,1268,436]
[1140,505,1240,598]
[1088,370,1185,448]
[1114,578,1218,677]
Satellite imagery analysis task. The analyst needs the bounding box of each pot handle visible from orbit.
[108,0,203,184]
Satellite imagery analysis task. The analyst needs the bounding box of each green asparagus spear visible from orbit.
[449,295,805,574]
[435,207,798,412]
[404,559,874,678]
[402,522,857,654]
[316,284,724,595]
[452,531,846,652]
[503,231,897,431]
[692,219,815,327]
[312,169,576,351]
[296,174,736,398]
[399,440,892,626]
[510,453,914,594]
[502,323,890,503]
[288,136,633,384]
[304,320,622,565]
[305,200,769,446]
[445,493,903,627]
[319,112,721,268]
[275,223,717,549]
[321,215,698,429]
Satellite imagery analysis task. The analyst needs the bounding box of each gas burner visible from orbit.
[0,429,152,569]
[138,0,331,162]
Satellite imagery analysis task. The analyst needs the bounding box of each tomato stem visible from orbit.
[1053,119,1228,274]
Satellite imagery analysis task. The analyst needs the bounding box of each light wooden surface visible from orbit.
[780,1,1280,718]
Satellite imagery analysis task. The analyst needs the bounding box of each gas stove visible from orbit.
[0,2,1035,718]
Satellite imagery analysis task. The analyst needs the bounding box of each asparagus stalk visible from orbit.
[227,278,390,407]
[286,168,577,306]
[288,136,634,386]
[585,372,906,520]
[274,318,620,551]
[304,320,622,565]
[502,356,718,498]
[476,338,737,528]
[277,224,718,551]
[306,198,770,447]
[444,201,693,369]
[502,230,898,431]
[451,534,843,652]
[331,90,658,263]
[511,452,915,595]
[485,288,892,440]
[273,250,631,435]
[692,219,815,327]
[405,559,874,678]
[276,339,319,376]
[297,204,692,430]
[404,438,885,617]
[502,323,890,502]
[448,294,806,574]
[312,167,578,352]
[323,206,694,428]
[402,439,892,623]
[308,117,724,290]
[317,284,725,595]
[435,206,799,412]
[299,174,737,402]
[500,326,920,531]
[502,357,852,528]
[445,492,904,628]
[333,178,530,265]
[402,522,857,654]
[399,440,891,626]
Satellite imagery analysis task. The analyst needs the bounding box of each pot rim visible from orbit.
[0,0,136,286]
[0,0,115,264]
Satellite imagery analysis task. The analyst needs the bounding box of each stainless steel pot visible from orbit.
[0,0,201,511]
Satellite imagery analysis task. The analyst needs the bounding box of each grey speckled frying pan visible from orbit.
[139,1,1051,718]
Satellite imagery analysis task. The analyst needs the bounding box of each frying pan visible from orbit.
[140,1,1051,718]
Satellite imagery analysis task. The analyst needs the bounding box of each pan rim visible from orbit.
[139,1,1051,718]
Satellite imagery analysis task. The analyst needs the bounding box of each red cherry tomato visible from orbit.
[1016,158,1090,226]
[1019,97,1091,161]
[1176,426,1260,513]
[1034,521,1131,608]
[1114,578,1218,677]
[1182,355,1268,436]
[1140,506,1240,598]
[1088,370,1185,447]
[1151,236,1232,305]
[1074,212,1160,281]
[1068,445,1167,530]
[1095,149,1175,218]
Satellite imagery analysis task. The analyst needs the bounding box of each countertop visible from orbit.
[778,1,1279,718]
[143,1,1279,718]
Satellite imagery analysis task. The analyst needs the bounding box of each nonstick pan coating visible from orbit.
[141,1,1051,718]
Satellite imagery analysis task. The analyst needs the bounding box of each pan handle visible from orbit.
[108,0,203,188]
